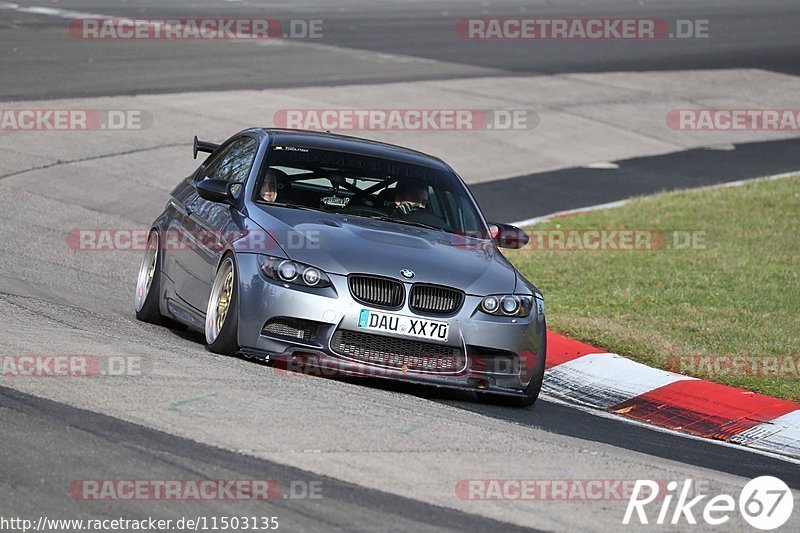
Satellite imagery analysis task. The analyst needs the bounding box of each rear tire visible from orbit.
[205,254,240,355]
[135,230,166,324]
[478,320,547,408]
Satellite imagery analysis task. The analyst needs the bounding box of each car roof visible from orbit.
[259,128,452,172]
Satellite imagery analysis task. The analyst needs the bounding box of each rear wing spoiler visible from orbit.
[193,135,220,159]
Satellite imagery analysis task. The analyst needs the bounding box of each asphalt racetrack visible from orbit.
[1,1,799,531]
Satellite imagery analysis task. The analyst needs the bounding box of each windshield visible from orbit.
[253,145,489,238]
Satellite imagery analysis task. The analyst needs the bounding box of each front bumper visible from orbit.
[235,254,545,396]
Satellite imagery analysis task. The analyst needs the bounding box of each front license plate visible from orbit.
[358,309,449,342]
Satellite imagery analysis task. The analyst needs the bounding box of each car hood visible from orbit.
[249,206,517,295]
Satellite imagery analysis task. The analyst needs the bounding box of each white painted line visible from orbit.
[250,39,447,66]
[711,169,800,188]
[543,352,695,410]
[512,200,631,228]
[582,161,620,169]
[510,169,800,228]
[702,143,736,151]
[6,5,107,19]
[540,393,800,465]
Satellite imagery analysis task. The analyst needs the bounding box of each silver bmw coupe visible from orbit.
[135,129,546,406]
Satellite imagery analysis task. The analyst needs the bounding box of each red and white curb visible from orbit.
[542,331,800,460]
[518,170,800,459]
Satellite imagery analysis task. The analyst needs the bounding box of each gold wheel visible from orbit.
[206,257,235,344]
[215,270,233,333]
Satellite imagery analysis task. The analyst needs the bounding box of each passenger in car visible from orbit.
[259,169,278,202]
[260,168,293,203]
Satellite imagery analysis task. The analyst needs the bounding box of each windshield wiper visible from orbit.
[263,202,326,213]
[262,205,446,232]
[359,215,443,232]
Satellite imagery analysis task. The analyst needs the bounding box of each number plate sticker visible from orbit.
[358,309,449,342]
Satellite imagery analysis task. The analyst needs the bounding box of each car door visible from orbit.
[174,136,259,312]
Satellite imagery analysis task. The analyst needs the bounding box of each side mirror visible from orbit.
[196,179,236,206]
[490,223,530,249]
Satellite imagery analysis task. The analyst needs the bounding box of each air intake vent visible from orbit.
[348,275,404,308]
[331,329,465,373]
[262,317,320,341]
[409,284,464,315]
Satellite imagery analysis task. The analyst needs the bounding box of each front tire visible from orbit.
[205,254,240,355]
[135,230,166,324]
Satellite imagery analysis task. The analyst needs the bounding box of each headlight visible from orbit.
[501,296,519,314]
[258,256,331,288]
[277,260,298,281]
[302,267,321,286]
[479,295,533,317]
[481,295,500,314]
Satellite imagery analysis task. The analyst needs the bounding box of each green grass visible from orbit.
[509,175,800,401]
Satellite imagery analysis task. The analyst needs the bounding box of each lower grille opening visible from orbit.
[331,329,464,373]
[468,346,520,374]
[262,317,321,342]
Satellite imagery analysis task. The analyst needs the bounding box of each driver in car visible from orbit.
[393,183,428,215]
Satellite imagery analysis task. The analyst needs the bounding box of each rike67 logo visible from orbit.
[624,476,794,529]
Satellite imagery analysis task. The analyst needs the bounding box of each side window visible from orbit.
[206,137,258,184]
[428,187,443,219]
[440,190,478,234]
